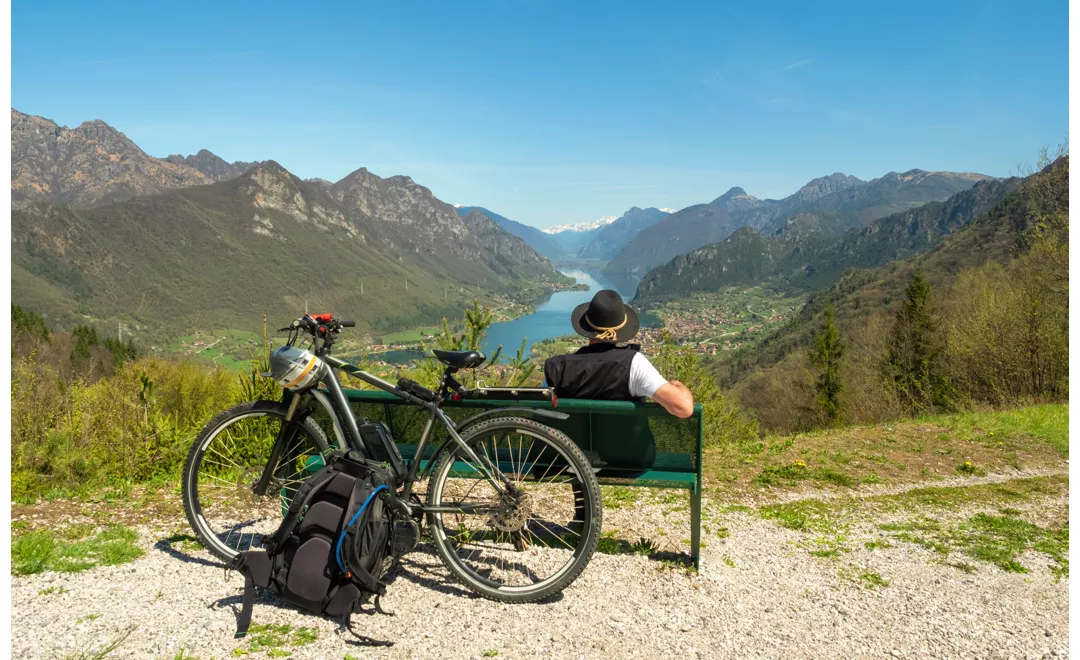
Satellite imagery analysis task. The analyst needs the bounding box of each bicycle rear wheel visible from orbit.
[181,400,330,562]
[426,416,601,603]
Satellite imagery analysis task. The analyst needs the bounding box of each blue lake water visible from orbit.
[480,269,637,356]
[366,270,642,364]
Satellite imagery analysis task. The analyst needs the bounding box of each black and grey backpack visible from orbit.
[229,449,418,643]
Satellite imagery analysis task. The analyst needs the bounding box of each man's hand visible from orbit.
[651,380,695,418]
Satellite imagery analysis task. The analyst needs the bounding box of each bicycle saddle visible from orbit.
[431,349,486,369]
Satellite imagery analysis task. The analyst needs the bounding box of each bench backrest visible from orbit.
[339,389,703,479]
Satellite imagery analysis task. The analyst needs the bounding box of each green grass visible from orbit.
[58,627,135,660]
[601,486,639,509]
[753,461,855,488]
[757,475,1068,575]
[232,624,318,657]
[38,585,68,596]
[873,510,1068,576]
[379,326,441,345]
[858,572,889,588]
[923,404,1068,457]
[12,525,143,576]
[758,499,840,533]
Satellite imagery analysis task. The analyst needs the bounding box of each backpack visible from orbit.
[229,449,418,644]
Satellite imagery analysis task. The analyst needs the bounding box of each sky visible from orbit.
[12,0,1068,229]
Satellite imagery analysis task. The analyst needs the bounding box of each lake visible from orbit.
[480,269,640,356]
[368,269,642,364]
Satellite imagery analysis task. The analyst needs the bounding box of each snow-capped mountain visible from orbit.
[541,216,618,235]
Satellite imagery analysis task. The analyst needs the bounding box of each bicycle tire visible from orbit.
[181,399,330,562]
[426,416,602,603]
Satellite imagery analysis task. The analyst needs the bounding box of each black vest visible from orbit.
[543,343,640,401]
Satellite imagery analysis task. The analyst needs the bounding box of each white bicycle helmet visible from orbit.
[269,345,325,390]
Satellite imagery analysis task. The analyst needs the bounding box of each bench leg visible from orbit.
[690,485,702,570]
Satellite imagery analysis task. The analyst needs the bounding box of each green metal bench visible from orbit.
[342,389,704,568]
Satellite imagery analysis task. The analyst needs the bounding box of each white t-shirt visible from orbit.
[541,349,669,399]
[628,352,669,399]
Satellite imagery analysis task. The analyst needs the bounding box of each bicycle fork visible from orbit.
[252,394,303,497]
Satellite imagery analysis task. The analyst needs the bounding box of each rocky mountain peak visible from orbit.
[790,172,864,204]
[11,108,211,207]
[167,149,258,183]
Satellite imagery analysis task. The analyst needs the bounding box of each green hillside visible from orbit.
[12,163,569,342]
[635,176,1019,302]
[716,156,1067,432]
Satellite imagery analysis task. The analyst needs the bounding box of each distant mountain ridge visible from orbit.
[11,110,568,336]
[634,175,1018,301]
[577,206,671,259]
[542,216,618,234]
[604,169,994,280]
[165,149,257,183]
[455,206,565,258]
[11,109,212,207]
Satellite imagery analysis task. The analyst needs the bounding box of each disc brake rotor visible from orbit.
[237,466,281,504]
[490,491,533,532]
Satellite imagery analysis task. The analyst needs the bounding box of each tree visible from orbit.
[808,304,844,425]
[883,270,950,415]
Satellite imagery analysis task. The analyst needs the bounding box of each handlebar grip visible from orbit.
[397,377,436,402]
[339,320,356,328]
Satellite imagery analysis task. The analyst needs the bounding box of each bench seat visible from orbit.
[339,388,704,567]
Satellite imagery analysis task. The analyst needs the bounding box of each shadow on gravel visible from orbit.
[155,534,226,569]
[393,544,566,604]
[597,539,695,570]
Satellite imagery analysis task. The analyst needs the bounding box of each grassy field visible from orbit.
[702,403,1068,500]
[11,403,1068,581]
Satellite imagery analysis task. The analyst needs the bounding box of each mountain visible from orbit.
[165,149,257,182]
[716,156,1067,390]
[542,216,618,234]
[455,206,564,258]
[547,225,606,256]
[604,171,993,280]
[13,154,568,337]
[603,187,751,277]
[11,109,212,207]
[634,175,1019,302]
[577,207,671,259]
[459,209,563,279]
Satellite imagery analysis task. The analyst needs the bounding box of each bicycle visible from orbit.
[181,313,602,602]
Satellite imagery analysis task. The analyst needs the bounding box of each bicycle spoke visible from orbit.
[431,422,594,594]
[189,410,324,559]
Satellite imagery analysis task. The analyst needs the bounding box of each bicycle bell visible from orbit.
[269,345,325,390]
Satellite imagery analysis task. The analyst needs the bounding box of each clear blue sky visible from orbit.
[13,1,1068,229]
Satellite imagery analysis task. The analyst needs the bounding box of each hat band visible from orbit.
[584,313,627,341]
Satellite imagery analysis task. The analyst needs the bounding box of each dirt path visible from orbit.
[11,472,1069,659]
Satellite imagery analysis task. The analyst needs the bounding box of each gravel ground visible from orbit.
[12,486,1069,659]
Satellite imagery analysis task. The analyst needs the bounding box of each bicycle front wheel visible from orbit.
[427,416,601,603]
[181,400,330,562]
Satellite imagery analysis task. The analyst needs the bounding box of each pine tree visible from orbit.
[808,304,844,425]
[883,270,949,415]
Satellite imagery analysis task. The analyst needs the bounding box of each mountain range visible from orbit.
[714,156,1066,389]
[454,206,565,258]
[634,175,1019,302]
[577,207,671,259]
[454,206,669,260]
[11,109,569,337]
[604,170,994,280]
[11,109,213,207]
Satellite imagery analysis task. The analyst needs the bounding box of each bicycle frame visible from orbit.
[254,353,522,517]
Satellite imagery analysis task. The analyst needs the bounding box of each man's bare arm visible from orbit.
[651,380,695,418]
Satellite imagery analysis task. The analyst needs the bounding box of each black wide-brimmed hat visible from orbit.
[570,289,640,343]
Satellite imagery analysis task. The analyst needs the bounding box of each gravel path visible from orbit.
[12,485,1069,659]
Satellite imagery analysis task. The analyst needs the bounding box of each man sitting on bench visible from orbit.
[543,289,694,418]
